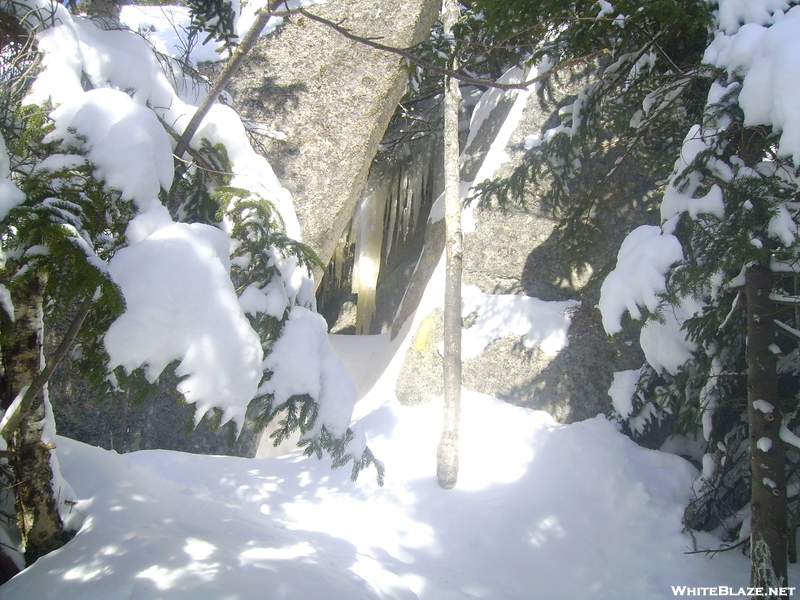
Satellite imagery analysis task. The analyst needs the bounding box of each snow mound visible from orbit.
[104,215,263,428]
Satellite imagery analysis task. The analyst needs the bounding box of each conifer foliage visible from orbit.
[186,0,238,50]
[471,0,713,267]
[0,0,381,569]
[469,0,800,592]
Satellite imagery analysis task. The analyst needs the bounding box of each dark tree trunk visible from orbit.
[746,263,788,593]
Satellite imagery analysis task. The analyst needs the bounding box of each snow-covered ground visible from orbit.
[1,329,779,600]
[4,1,800,597]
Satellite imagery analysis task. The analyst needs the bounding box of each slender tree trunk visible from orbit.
[437,0,461,490]
[171,0,286,163]
[746,263,788,593]
[1,272,70,565]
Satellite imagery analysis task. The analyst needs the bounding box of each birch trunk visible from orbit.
[436,0,461,490]
[1,272,70,564]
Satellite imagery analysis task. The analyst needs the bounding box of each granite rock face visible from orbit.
[49,362,254,456]
[390,71,658,423]
[219,0,441,278]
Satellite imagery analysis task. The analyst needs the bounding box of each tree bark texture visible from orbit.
[1,272,70,565]
[437,0,461,491]
[746,263,788,593]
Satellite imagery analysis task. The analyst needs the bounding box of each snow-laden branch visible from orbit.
[774,318,800,342]
[770,292,800,305]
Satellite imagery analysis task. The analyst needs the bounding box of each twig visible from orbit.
[158,114,233,179]
[683,537,749,556]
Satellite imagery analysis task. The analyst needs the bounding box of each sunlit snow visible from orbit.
[104,216,264,428]
[598,225,683,336]
[0,367,767,599]
[4,0,800,597]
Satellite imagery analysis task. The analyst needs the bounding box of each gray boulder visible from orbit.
[217,0,441,278]
[388,70,655,422]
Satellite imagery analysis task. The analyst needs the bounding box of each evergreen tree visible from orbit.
[0,102,131,565]
[597,7,800,589]
[0,0,382,568]
[451,0,800,590]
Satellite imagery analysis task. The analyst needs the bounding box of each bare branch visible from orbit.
[297,8,608,92]
[683,537,749,556]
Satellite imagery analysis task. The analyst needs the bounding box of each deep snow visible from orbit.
[0,339,774,598]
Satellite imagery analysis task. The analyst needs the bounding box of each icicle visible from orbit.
[352,169,389,334]
[384,165,400,259]
[323,95,445,335]
[332,237,347,285]
[380,132,442,265]
[407,136,428,238]
[399,159,412,242]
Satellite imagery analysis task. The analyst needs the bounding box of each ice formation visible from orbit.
[345,131,443,334]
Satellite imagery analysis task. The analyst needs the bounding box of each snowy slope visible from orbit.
[1,371,775,599]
